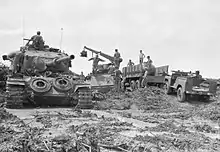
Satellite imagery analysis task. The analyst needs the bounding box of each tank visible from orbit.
[2,44,93,109]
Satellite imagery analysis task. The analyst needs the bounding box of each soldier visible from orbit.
[114,49,121,69]
[27,31,44,50]
[88,54,104,74]
[142,60,156,87]
[80,71,85,81]
[139,50,145,64]
[3,48,25,74]
[114,69,122,92]
[127,59,134,67]
[146,56,153,65]
[195,70,202,79]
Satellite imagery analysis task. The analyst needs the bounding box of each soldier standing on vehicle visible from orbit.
[139,50,145,64]
[142,60,156,87]
[3,49,25,75]
[114,69,122,92]
[27,31,44,50]
[88,54,104,74]
[80,71,85,81]
[114,49,121,69]
[146,56,153,65]
[127,59,134,67]
[195,71,202,79]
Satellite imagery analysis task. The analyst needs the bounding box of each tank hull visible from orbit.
[5,76,92,108]
[88,74,114,93]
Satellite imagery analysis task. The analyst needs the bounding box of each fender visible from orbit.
[74,84,91,92]
[174,77,187,91]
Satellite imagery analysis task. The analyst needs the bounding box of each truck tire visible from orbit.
[136,80,141,89]
[164,81,172,94]
[177,87,186,102]
[131,80,136,90]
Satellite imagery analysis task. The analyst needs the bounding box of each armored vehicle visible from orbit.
[2,41,92,108]
[164,70,217,102]
[81,46,122,93]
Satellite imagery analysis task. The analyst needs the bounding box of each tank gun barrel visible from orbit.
[83,46,114,63]
[47,55,75,66]
[56,55,75,63]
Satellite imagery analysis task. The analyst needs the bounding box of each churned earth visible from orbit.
[0,87,220,152]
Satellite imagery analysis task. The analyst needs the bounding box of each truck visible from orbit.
[80,46,122,93]
[121,62,169,91]
[164,70,217,102]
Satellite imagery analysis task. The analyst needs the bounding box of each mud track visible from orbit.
[0,87,220,151]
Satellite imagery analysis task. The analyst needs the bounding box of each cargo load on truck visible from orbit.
[121,62,169,91]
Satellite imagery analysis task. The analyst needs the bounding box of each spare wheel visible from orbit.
[30,78,51,93]
[53,77,72,92]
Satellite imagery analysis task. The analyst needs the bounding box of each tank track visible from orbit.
[5,84,25,109]
[77,88,93,109]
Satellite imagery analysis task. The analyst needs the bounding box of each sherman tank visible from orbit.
[2,42,92,109]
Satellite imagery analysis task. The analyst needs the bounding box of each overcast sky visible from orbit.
[0,0,220,78]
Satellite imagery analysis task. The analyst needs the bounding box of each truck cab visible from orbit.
[165,71,217,102]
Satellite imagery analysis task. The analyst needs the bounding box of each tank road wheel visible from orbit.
[77,88,93,109]
[53,77,72,92]
[5,84,25,109]
[30,78,51,93]
[177,87,186,102]
[164,81,172,94]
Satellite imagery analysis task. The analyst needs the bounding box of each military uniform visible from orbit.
[114,69,122,92]
[7,51,25,74]
[89,56,104,74]
[30,35,44,50]
[114,51,121,69]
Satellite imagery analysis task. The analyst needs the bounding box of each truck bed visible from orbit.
[122,63,169,77]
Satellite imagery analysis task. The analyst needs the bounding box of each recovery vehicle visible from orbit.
[80,46,122,92]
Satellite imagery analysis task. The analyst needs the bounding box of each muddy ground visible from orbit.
[0,87,220,152]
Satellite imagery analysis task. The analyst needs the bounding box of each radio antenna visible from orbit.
[59,28,63,50]
[22,15,25,45]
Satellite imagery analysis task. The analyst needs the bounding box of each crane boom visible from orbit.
[83,46,114,63]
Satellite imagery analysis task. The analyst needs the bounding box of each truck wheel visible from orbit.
[177,87,186,102]
[136,80,141,89]
[164,81,171,94]
[131,80,136,90]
